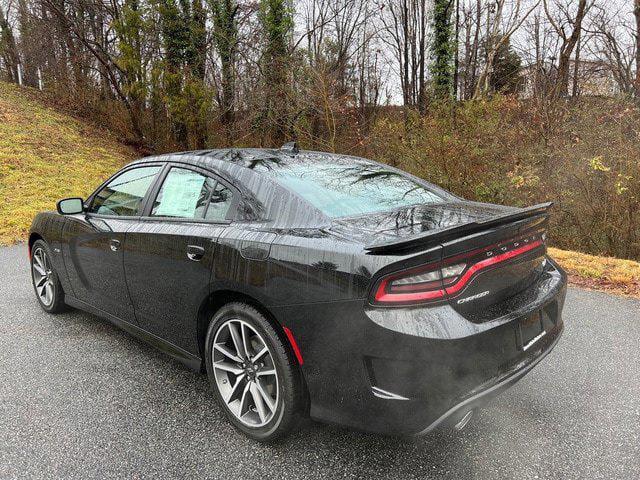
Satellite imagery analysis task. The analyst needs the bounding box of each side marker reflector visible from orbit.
[283,326,304,365]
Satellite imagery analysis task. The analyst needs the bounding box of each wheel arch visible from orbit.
[196,289,296,367]
[28,232,44,257]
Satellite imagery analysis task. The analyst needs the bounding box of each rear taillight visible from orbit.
[374,263,464,304]
[372,236,544,306]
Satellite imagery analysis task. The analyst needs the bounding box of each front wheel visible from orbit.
[30,239,66,313]
[204,303,305,442]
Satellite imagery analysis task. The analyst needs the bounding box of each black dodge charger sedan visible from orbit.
[29,144,566,442]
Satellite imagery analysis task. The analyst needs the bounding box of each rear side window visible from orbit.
[204,183,233,221]
[151,167,233,221]
[89,166,161,216]
[252,157,444,218]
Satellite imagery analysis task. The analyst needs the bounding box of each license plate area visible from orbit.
[517,311,546,351]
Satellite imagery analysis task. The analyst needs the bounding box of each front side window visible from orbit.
[150,167,233,221]
[90,166,161,216]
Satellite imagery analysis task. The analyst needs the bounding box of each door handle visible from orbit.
[187,245,205,261]
[109,239,121,252]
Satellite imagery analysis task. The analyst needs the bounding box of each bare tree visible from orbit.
[378,0,430,110]
[473,0,540,99]
[634,0,640,96]
[0,1,21,82]
[459,0,483,99]
[586,5,636,96]
[209,0,239,132]
[543,0,592,97]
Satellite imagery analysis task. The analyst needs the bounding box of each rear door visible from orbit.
[123,164,236,354]
[62,164,163,321]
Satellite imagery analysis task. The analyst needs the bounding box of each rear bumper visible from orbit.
[416,321,563,435]
[270,257,567,435]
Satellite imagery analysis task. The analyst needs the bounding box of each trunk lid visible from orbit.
[437,214,548,321]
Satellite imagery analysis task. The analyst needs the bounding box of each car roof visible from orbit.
[135,146,367,171]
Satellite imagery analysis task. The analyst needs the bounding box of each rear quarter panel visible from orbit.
[212,226,374,306]
[214,225,441,307]
[266,233,370,304]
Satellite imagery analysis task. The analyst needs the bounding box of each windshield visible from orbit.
[253,157,444,218]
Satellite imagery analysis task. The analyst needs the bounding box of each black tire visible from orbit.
[204,302,305,442]
[30,239,66,313]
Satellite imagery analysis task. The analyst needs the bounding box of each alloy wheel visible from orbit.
[212,319,279,427]
[32,247,54,307]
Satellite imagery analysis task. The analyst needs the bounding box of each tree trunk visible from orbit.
[210,0,238,136]
[0,5,21,83]
[259,0,293,145]
[467,0,481,99]
[572,32,581,97]
[418,0,426,112]
[634,0,640,97]
[432,0,454,99]
[555,0,587,97]
[453,0,460,100]
[402,0,410,106]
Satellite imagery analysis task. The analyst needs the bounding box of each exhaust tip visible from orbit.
[454,410,474,431]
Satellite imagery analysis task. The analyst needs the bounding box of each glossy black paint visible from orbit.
[64,216,135,321]
[29,147,567,435]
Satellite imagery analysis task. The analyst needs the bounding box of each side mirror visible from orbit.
[57,197,84,215]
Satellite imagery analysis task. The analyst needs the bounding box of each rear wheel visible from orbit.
[30,239,66,313]
[204,302,304,442]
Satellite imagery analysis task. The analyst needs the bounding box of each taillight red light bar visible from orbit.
[374,277,445,303]
[372,238,544,305]
[444,240,543,295]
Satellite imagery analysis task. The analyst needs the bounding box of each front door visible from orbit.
[62,165,163,322]
[123,165,235,354]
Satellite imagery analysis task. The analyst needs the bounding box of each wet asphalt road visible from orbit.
[1,244,639,479]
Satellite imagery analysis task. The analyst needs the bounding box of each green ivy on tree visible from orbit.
[432,0,454,99]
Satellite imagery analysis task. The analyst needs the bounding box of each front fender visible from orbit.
[29,211,71,294]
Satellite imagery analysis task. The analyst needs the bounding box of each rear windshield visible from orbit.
[253,156,444,218]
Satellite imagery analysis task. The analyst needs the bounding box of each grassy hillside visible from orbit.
[0,82,136,244]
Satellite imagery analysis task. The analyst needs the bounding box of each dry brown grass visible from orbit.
[549,247,640,298]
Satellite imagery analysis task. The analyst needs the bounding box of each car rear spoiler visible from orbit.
[364,202,553,254]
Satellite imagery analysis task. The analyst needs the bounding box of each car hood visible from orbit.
[327,201,517,245]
